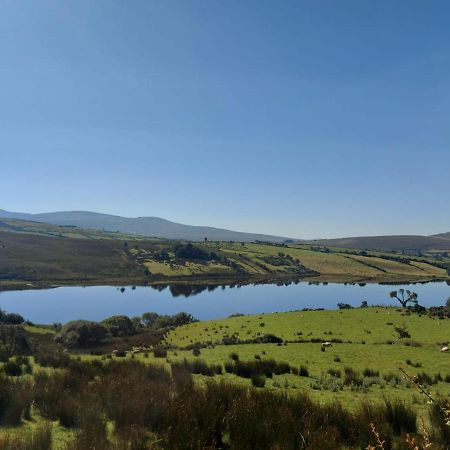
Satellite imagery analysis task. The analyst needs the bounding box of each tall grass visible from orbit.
[0,422,52,450]
[0,357,444,449]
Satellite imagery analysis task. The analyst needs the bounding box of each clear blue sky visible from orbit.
[1,1,449,238]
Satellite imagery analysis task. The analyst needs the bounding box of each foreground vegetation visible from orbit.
[3,357,449,449]
[0,300,449,448]
[1,219,448,290]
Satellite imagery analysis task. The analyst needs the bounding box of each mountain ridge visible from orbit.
[0,209,290,243]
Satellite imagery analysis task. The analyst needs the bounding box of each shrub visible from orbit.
[254,333,283,344]
[362,368,379,378]
[344,367,362,386]
[3,360,22,377]
[35,352,72,368]
[273,361,291,375]
[224,361,234,373]
[384,399,417,435]
[298,365,309,377]
[430,398,450,446]
[251,374,266,388]
[394,326,411,339]
[174,243,216,261]
[328,368,341,378]
[0,324,31,356]
[192,347,201,356]
[229,352,239,361]
[416,371,433,386]
[54,320,107,348]
[101,315,136,337]
[0,377,32,426]
[153,345,168,358]
[337,303,353,309]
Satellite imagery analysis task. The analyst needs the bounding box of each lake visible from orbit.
[0,280,449,324]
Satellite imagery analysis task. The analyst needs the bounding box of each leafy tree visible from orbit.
[54,320,107,348]
[389,289,418,308]
[0,325,30,356]
[153,312,197,329]
[101,315,135,337]
[141,312,160,328]
[131,316,143,331]
[337,303,353,310]
[0,309,24,325]
[174,243,217,261]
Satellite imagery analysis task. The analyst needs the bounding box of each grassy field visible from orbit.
[0,307,449,448]
[161,308,450,411]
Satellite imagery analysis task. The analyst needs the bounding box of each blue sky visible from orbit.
[1,0,449,238]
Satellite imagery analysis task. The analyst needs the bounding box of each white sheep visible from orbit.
[322,341,333,348]
[441,346,449,353]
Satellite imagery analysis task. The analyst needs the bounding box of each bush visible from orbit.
[344,367,362,386]
[337,303,353,309]
[101,315,135,337]
[229,352,239,361]
[328,368,341,378]
[298,365,309,377]
[35,352,72,368]
[0,324,31,356]
[384,399,417,435]
[174,243,216,261]
[394,326,411,339]
[54,320,107,348]
[254,333,283,344]
[251,374,266,388]
[3,360,22,377]
[416,371,433,386]
[153,345,168,358]
[430,398,450,446]
[362,368,379,378]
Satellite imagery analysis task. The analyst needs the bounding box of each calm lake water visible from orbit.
[0,281,449,324]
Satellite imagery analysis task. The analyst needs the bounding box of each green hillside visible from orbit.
[0,219,448,289]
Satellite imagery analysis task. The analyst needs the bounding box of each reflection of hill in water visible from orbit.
[148,278,450,298]
[149,284,221,298]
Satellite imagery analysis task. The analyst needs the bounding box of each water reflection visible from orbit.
[0,280,448,324]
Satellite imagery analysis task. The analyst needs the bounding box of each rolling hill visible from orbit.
[0,218,447,289]
[0,209,289,243]
[307,234,450,252]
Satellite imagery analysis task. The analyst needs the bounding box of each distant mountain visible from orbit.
[432,231,450,240]
[0,209,290,243]
[307,233,450,252]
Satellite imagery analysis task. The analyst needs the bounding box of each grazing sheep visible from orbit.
[322,341,333,348]
[441,346,449,353]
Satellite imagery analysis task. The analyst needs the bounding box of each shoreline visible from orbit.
[1,273,448,292]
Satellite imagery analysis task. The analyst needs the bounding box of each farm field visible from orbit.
[162,308,450,408]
